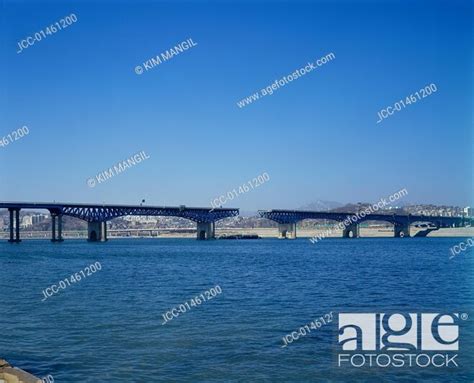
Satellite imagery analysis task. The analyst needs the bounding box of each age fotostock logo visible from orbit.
[337,313,466,368]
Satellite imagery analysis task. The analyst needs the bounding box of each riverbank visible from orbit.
[1,226,472,240]
[216,227,474,238]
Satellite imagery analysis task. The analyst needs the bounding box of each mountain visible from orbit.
[298,200,345,211]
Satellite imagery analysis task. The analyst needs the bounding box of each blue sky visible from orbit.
[0,0,472,209]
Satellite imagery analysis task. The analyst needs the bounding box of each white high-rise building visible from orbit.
[21,216,33,228]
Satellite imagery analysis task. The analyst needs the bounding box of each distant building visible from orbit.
[32,213,48,224]
[123,215,158,224]
[464,207,473,217]
[21,216,33,228]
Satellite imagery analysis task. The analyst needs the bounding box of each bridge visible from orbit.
[0,202,239,242]
[258,209,473,239]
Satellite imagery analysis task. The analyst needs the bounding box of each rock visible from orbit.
[0,359,42,383]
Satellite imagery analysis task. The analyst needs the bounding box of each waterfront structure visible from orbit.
[0,202,238,242]
[259,209,473,239]
[1,202,472,242]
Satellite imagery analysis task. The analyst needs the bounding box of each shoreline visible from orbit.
[1,227,472,240]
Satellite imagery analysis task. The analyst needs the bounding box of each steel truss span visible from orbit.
[0,201,239,242]
[0,202,239,223]
[258,209,472,227]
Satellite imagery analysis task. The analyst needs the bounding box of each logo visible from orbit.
[337,313,465,368]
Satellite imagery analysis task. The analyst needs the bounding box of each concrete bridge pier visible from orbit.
[394,223,410,238]
[8,208,14,242]
[342,223,359,238]
[197,222,215,240]
[58,214,63,241]
[51,214,64,242]
[8,208,21,243]
[88,221,108,242]
[278,223,297,239]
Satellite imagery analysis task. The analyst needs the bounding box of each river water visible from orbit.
[1,237,472,382]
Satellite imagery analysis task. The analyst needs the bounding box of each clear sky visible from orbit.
[1,0,472,210]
